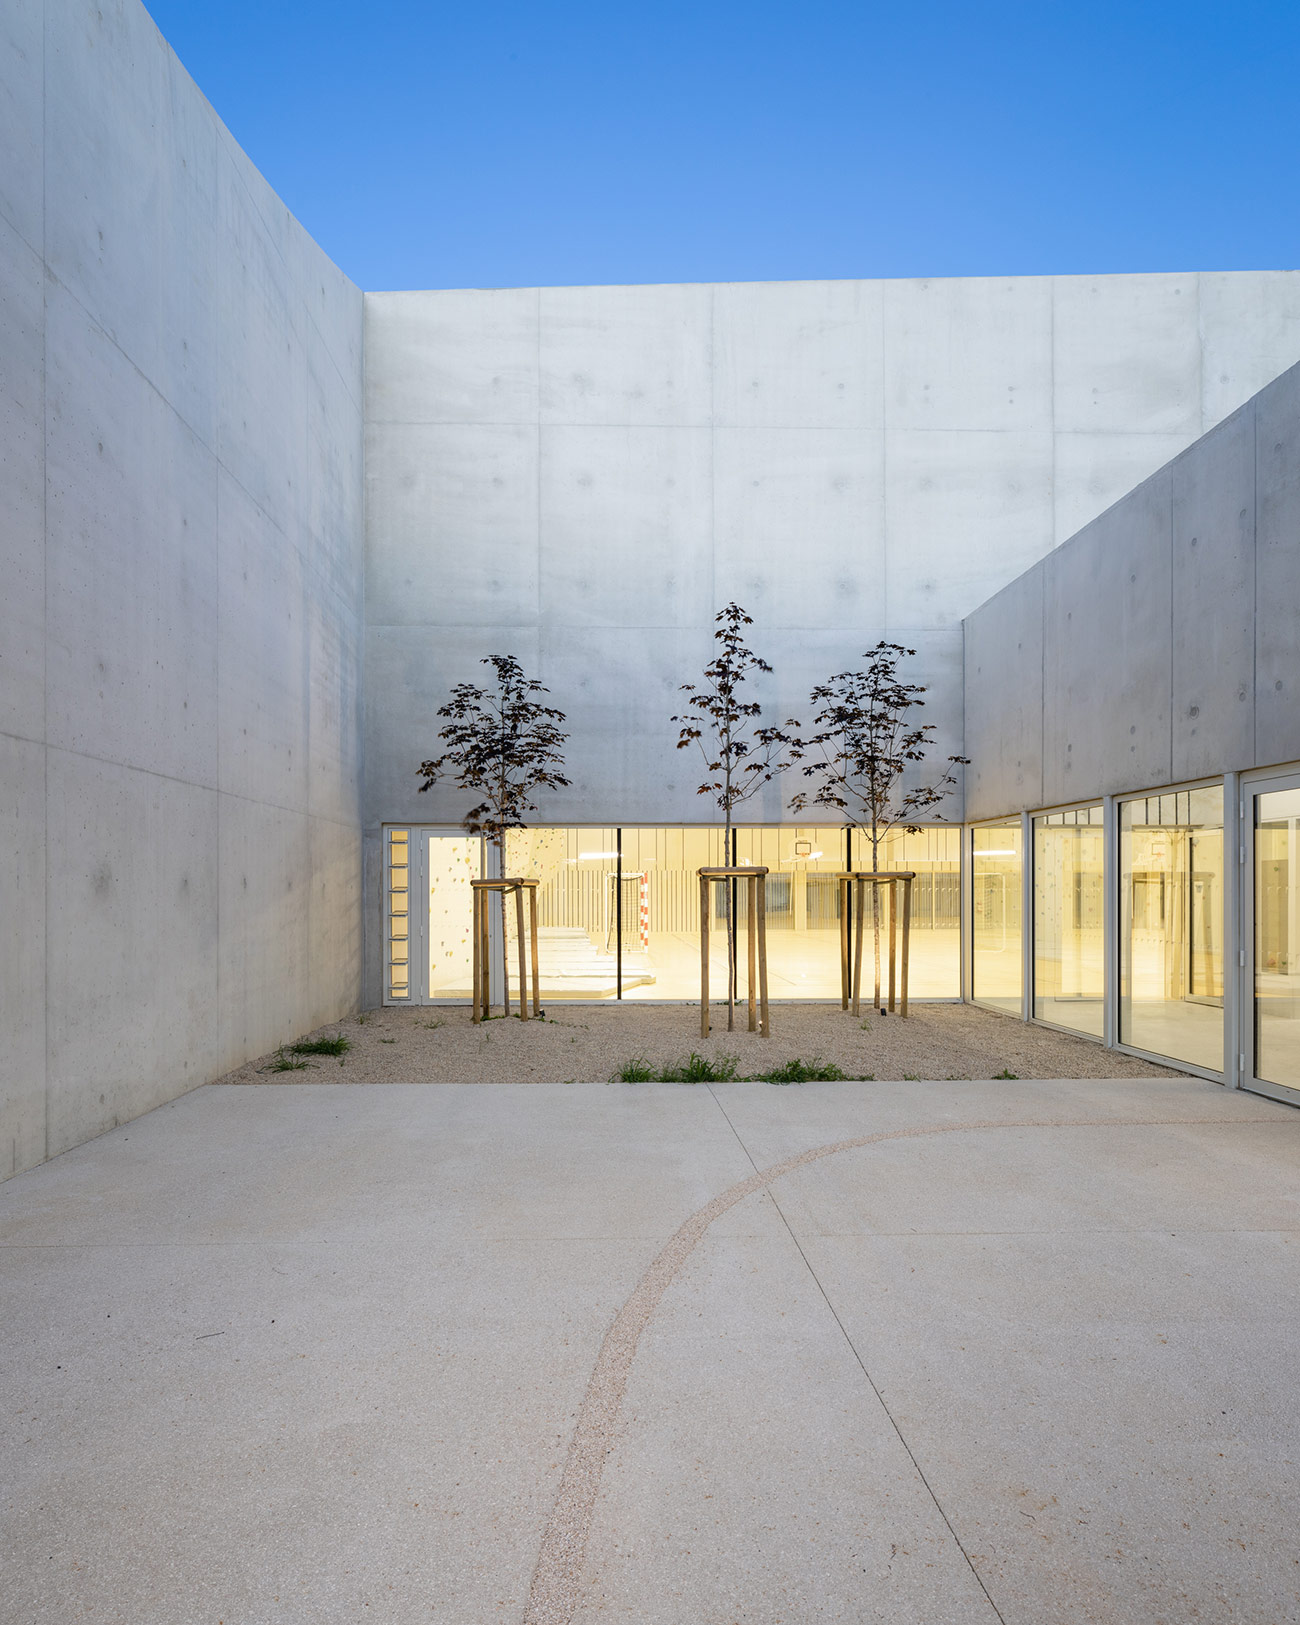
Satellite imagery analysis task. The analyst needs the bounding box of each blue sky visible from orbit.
[148,0,1300,292]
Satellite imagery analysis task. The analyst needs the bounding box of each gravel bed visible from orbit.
[222,1001,1187,1085]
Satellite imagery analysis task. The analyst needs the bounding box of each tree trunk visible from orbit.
[494,835,508,1017]
[871,828,882,1012]
[725,815,736,1031]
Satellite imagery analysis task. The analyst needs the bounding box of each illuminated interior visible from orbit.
[1120,787,1224,1070]
[377,798,1300,1100]
[971,823,1023,1014]
[1255,786,1300,1093]
[387,823,960,1003]
[1033,806,1105,1036]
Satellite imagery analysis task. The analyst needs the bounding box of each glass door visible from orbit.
[1248,779,1300,1101]
[383,828,482,1004]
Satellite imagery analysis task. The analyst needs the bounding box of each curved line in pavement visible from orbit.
[522,1112,1250,1624]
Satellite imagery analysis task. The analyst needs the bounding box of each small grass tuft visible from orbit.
[992,1068,1020,1079]
[752,1057,847,1085]
[355,1013,369,1025]
[614,1057,657,1083]
[265,1049,311,1072]
[859,1018,873,1032]
[291,1036,350,1057]
[380,1038,396,1044]
[660,1053,739,1083]
[902,1072,922,1081]
[421,1019,444,1030]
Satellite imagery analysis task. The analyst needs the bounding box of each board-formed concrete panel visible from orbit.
[713,278,884,429]
[963,570,1044,821]
[1042,471,1173,806]
[216,469,309,813]
[1052,273,1202,436]
[883,276,1053,432]
[365,287,539,426]
[0,0,42,251]
[44,750,220,1159]
[216,797,312,1068]
[363,623,543,829]
[713,427,884,631]
[366,422,540,628]
[1254,362,1300,771]
[540,282,712,427]
[0,219,45,742]
[1052,429,1191,547]
[537,623,716,825]
[884,428,1054,628]
[44,0,170,385]
[0,733,46,1179]
[1200,270,1300,429]
[1170,407,1255,783]
[306,587,364,830]
[44,283,220,787]
[215,148,311,542]
[539,425,713,629]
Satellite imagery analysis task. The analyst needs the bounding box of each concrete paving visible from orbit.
[2,1075,1298,1623]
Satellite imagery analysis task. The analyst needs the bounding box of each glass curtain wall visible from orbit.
[850,826,961,999]
[734,826,846,999]
[424,833,480,998]
[618,828,728,1000]
[386,824,960,1003]
[1033,806,1105,1036]
[1119,787,1224,1070]
[1255,787,1300,1094]
[971,823,1023,1013]
[503,828,620,1000]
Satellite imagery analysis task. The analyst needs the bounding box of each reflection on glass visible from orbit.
[1120,788,1223,1070]
[1033,807,1104,1036]
[972,824,1022,1014]
[1256,787,1300,1093]
[504,828,621,1000]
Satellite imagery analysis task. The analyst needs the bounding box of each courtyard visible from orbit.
[3,1058,1298,1623]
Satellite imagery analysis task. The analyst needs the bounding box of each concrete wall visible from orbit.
[364,274,1300,825]
[0,0,365,1178]
[362,272,1300,997]
[964,360,1300,820]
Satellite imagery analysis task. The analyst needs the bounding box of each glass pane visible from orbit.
[1033,806,1104,1036]
[853,826,961,999]
[503,828,621,1000]
[618,828,728,1000]
[1120,787,1223,1070]
[1256,787,1300,1092]
[735,827,847,999]
[426,835,479,999]
[972,824,1022,1013]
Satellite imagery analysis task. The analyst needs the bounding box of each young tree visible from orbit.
[790,641,967,1011]
[418,655,570,996]
[673,603,801,1029]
